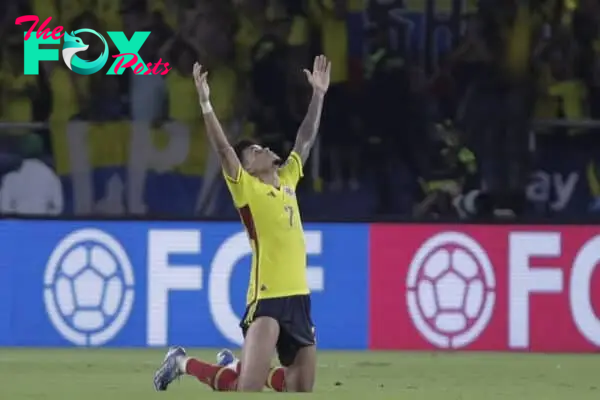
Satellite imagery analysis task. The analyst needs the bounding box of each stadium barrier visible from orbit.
[0,220,598,352]
[369,224,600,352]
[0,220,369,348]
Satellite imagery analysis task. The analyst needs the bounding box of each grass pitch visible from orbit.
[0,349,598,399]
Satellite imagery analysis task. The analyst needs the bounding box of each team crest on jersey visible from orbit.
[283,186,295,197]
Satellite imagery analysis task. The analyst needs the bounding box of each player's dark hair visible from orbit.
[233,139,258,164]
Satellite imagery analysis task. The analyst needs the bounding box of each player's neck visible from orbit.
[256,170,280,188]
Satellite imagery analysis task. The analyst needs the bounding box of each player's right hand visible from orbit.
[193,62,210,102]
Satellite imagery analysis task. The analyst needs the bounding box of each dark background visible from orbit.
[1,0,600,220]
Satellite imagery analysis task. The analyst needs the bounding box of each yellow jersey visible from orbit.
[549,80,588,120]
[309,0,349,83]
[224,151,309,305]
[96,0,122,31]
[167,70,198,123]
[234,15,264,73]
[0,72,35,122]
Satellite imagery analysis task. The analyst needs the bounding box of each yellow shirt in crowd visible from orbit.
[309,0,349,84]
[549,80,588,120]
[31,0,59,21]
[167,70,198,123]
[149,0,177,27]
[97,0,122,31]
[0,72,35,122]
[235,15,264,73]
[534,65,560,119]
[166,66,237,174]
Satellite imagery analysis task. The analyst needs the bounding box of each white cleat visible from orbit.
[153,346,186,391]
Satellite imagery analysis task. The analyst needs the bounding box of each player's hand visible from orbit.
[193,62,210,102]
[303,55,331,96]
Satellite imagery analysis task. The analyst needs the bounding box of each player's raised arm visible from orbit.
[292,55,331,164]
[193,62,241,179]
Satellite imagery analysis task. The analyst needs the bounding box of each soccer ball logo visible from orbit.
[44,229,134,346]
[406,232,495,349]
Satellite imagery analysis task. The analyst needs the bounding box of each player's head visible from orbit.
[234,139,281,174]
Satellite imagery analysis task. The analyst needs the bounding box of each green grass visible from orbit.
[0,349,598,399]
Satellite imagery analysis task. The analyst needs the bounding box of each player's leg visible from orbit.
[283,344,316,392]
[153,347,237,391]
[219,298,287,391]
[217,348,287,391]
[273,295,317,392]
[237,316,280,391]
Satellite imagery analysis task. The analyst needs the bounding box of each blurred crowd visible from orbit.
[1,0,600,218]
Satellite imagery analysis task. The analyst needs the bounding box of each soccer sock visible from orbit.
[266,366,286,392]
[181,357,238,391]
[229,362,285,391]
[213,366,238,391]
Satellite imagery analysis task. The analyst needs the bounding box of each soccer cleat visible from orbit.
[153,346,186,391]
[216,348,237,368]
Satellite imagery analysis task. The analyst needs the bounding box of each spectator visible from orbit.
[60,0,93,28]
[127,7,172,122]
[148,0,177,27]
[414,123,478,219]
[234,0,269,74]
[545,43,589,132]
[190,0,238,172]
[45,59,87,122]
[363,25,410,212]
[89,76,124,121]
[164,41,197,124]
[282,0,312,134]
[0,134,63,215]
[97,0,123,31]
[309,0,357,191]
[0,42,37,123]
[249,16,295,155]
[449,15,494,104]
[30,0,59,24]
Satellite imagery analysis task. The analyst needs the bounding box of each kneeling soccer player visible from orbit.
[153,55,330,392]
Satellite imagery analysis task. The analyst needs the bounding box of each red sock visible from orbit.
[266,367,286,392]
[185,358,238,391]
[214,367,238,391]
[232,362,285,391]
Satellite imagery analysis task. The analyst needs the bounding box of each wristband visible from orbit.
[200,101,213,114]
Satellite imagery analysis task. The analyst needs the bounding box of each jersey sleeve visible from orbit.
[223,165,252,208]
[278,151,304,188]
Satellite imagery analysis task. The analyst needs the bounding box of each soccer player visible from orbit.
[153,54,330,392]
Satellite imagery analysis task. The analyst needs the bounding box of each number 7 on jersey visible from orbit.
[284,205,294,227]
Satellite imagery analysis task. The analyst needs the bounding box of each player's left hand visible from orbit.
[303,55,331,96]
[193,62,210,103]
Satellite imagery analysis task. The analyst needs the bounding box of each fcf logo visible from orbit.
[15,15,172,76]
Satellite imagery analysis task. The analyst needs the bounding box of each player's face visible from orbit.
[243,144,281,173]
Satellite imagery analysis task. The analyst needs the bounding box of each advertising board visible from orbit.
[1,220,598,352]
[370,224,600,352]
[0,220,368,349]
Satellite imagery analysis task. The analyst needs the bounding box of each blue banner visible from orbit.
[0,221,369,349]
